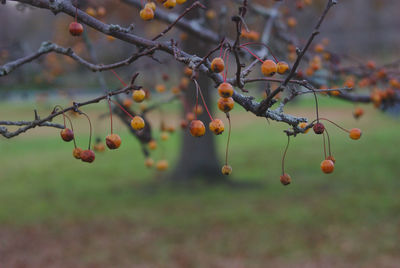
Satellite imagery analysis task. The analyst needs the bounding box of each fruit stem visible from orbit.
[319,118,350,133]
[240,42,279,62]
[54,105,67,127]
[281,134,290,175]
[81,112,93,150]
[322,131,327,159]
[110,99,134,119]
[239,45,264,64]
[110,69,127,87]
[225,112,232,166]
[64,114,77,149]
[75,0,78,22]
[312,90,320,122]
[194,79,199,120]
[194,79,213,121]
[108,98,113,134]
[54,105,77,148]
[325,127,332,157]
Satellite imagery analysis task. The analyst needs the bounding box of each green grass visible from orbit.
[0,100,400,267]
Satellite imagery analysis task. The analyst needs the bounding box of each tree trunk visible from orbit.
[169,2,225,183]
[170,73,224,183]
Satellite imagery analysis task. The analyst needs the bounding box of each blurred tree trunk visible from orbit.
[169,1,225,183]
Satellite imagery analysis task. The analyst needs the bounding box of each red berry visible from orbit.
[313,122,325,134]
[81,149,95,163]
[69,22,84,36]
[280,173,291,186]
[60,128,74,142]
[106,133,122,149]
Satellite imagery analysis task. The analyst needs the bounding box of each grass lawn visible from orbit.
[0,97,400,268]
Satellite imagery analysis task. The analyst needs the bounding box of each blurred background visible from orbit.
[1,0,400,267]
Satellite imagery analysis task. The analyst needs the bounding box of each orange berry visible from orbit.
[180,119,188,129]
[171,86,180,95]
[145,2,156,11]
[97,6,106,17]
[93,142,106,152]
[323,52,331,61]
[161,131,169,141]
[205,9,216,20]
[209,118,224,135]
[287,17,297,28]
[189,120,206,137]
[140,7,154,20]
[193,105,203,115]
[106,133,122,149]
[277,61,289,75]
[218,82,234,98]
[349,128,362,140]
[298,122,309,133]
[211,57,225,73]
[145,158,154,168]
[389,79,400,89]
[132,89,146,102]
[166,126,175,133]
[280,173,291,186]
[73,147,83,159]
[156,160,169,171]
[179,77,190,90]
[261,60,277,77]
[321,159,334,174]
[176,0,186,4]
[69,22,83,36]
[247,30,260,41]
[217,97,234,112]
[367,60,376,70]
[344,78,355,88]
[353,107,364,119]
[370,90,382,107]
[305,67,314,76]
[60,128,74,142]
[81,149,95,163]
[330,88,340,96]
[221,165,232,175]
[131,116,145,130]
[184,67,193,77]
[314,43,324,53]
[86,7,97,16]
[186,112,195,121]
[163,0,176,9]
[156,84,166,93]
[123,98,132,108]
[148,140,157,150]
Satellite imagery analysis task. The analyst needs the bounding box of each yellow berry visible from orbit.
[131,116,145,130]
